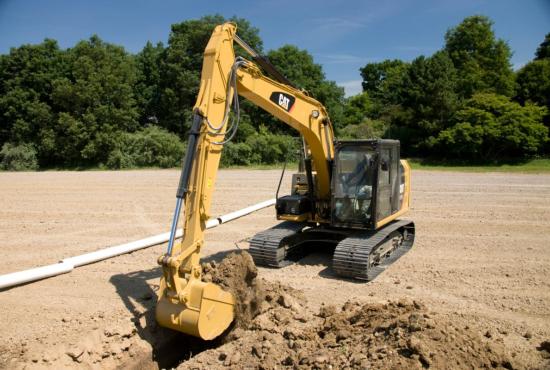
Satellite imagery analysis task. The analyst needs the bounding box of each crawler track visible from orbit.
[248,221,306,267]
[250,219,415,282]
[332,220,415,280]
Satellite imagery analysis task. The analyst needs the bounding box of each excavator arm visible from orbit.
[156,23,335,339]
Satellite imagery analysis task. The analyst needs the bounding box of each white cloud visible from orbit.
[315,53,366,64]
[392,45,433,53]
[301,16,371,46]
[309,16,368,33]
[338,79,363,97]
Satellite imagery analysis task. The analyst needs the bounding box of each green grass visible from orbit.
[225,159,550,173]
[4,159,550,173]
[221,162,299,170]
[408,158,550,173]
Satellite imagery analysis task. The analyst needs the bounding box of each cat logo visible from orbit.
[269,92,295,112]
[278,94,290,110]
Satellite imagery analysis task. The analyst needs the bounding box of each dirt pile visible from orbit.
[203,251,265,329]
[181,299,517,370]
[181,252,517,369]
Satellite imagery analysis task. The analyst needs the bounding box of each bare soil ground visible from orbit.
[0,169,549,369]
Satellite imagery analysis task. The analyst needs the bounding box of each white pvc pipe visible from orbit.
[0,198,275,290]
[0,262,74,290]
[205,218,221,229]
[217,198,276,224]
[62,230,183,268]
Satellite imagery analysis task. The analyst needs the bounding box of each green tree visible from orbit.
[515,59,550,110]
[50,35,139,166]
[266,45,324,91]
[360,59,408,102]
[445,15,514,98]
[337,92,386,139]
[397,51,459,153]
[535,33,550,60]
[433,93,547,160]
[248,45,345,132]
[338,119,387,140]
[359,59,410,131]
[245,125,299,164]
[0,39,64,162]
[135,41,164,125]
[358,52,459,154]
[156,15,263,137]
[340,92,373,128]
[516,33,550,152]
[515,33,550,114]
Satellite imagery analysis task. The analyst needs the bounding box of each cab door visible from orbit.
[375,144,400,223]
[331,142,377,229]
[376,147,392,221]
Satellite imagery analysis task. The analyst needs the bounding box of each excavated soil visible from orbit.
[202,251,266,329]
[184,252,516,370]
[1,169,550,369]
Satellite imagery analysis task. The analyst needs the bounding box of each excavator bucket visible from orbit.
[156,279,235,340]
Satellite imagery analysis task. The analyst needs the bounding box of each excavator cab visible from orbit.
[331,140,402,229]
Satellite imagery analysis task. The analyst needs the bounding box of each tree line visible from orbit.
[354,16,549,162]
[0,14,548,170]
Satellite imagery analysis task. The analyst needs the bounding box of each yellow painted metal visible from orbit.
[235,65,334,201]
[156,21,336,340]
[376,159,412,228]
[277,213,309,222]
[156,23,238,340]
[156,279,234,340]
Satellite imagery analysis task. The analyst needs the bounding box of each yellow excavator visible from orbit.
[156,23,415,340]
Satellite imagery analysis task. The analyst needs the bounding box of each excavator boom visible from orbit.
[155,22,336,340]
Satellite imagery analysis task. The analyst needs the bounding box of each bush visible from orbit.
[220,127,299,166]
[106,124,299,169]
[221,142,253,166]
[0,143,39,171]
[106,125,185,169]
[339,118,387,139]
[432,93,548,160]
[244,128,299,164]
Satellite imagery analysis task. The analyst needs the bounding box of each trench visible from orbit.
[124,329,231,369]
[108,267,238,369]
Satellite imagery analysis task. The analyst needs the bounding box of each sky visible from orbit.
[0,0,548,96]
